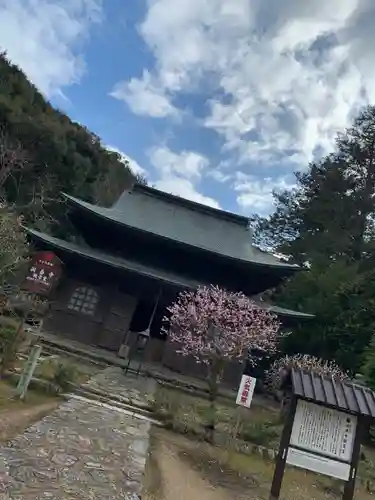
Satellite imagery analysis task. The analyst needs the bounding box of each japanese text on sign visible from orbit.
[290,400,357,462]
[236,375,256,408]
[22,252,62,295]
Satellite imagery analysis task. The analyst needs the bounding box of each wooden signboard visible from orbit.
[269,369,370,500]
[287,400,357,480]
[22,251,62,296]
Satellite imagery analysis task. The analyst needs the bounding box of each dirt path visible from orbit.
[0,401,60,442]
[154,442,231,500]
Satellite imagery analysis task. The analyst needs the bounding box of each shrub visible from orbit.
[265,354,348,395]
[0,322,24,376]
[240,421,280,446]
[51,361,78,391]
[362,335,375,390]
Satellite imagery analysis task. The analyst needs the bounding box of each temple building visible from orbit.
[25,184,312,385]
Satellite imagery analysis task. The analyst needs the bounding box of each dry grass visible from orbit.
[145,428,375,500]
[0,379,60,441]
[0,379,59,408]
[153,385,282,447]
[151,385,375,497]
[34,355,93,385]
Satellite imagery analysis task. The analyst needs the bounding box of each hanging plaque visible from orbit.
[22,251,62,295]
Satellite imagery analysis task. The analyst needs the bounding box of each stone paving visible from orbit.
[83,367,156,408]
[0,368,156,499]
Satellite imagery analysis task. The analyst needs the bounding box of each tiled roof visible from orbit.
[63,185,299,270]
[291,368,375,417]
[25,228,201,289]
[25,228,310,320]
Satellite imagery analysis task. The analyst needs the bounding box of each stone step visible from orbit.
[71,385,155,419]
[41,340,144,376]
[40,341,110,368]
[65,392,163,426]
[77,381,153,411]
[38,337,250,408]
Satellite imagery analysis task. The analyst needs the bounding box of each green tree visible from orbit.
[253,106,375,373]
[270,261,375,374]
[363,336,375,389]
[253,106,375,265]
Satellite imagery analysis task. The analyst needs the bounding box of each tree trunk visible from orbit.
[205,359,223,443]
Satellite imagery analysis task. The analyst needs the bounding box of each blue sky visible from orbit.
[1,0,375,215]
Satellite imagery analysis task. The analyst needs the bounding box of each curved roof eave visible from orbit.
[24,227,201,289]
[256,302,314,319]
[24,227,311,319]
[62,193,300,272]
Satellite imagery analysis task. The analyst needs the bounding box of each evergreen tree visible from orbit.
[273,262,375,373]
[253,106,375,265]
[253,106,375,372]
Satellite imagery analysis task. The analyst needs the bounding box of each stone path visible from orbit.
[0,368,156,499]
[83,366,156,408]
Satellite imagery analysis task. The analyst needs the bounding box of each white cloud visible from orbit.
[0,0,102,96]
[149,146,208,179]
[106,145,146,176]
[110,70,178,118]
[208,170,232,183]
[148,146,219,208]
[234,172,297,215]
[155,177,220,208]
[117,0,375,168]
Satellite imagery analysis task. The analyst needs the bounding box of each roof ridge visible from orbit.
[62,192,300,270]
[130,184,249,226]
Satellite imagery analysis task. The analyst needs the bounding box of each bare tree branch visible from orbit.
[0,126,30,187]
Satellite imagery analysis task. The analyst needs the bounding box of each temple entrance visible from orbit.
[129,297,165,339]
[123,288,170,365]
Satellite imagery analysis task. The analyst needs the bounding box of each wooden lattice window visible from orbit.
[67,286,99,316]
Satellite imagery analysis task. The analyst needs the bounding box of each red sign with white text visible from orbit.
[22,251,62,295]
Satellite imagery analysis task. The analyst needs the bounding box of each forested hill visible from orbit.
[0,51,138,234]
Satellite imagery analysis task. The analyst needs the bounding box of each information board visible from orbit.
[236,375,256,408]
[286,447,351,481]
[290,400,357,462]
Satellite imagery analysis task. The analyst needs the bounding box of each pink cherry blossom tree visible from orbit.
[165,285,280,438]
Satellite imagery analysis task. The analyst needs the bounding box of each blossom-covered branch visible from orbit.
[265,354,349,393]
[165,285,280,365]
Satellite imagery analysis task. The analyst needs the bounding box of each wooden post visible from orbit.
[269,396,297,500]
[16,344,42,399]
[342,418,364,500]
[233,410,241,440]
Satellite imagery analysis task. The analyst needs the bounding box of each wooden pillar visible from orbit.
[342,418,364,500]
[269,396,297,500]
[148,287,162,331]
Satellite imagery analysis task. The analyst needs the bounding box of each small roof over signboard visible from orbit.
[290,368,375,418]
